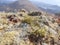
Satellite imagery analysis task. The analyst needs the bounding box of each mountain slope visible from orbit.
[30,1,60,13]
[0,0,39,12]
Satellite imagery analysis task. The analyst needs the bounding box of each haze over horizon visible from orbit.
[30,0,60,6]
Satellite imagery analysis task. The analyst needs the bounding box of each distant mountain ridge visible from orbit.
[0,0,39,12]
[0,0,60,14]
[30,1,60,13]
[0,0,17,4]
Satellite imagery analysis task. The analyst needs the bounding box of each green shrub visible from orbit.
[28,12,42,16]
[22,16,34,24]
[28,28,47,45]
[32,28,46,37]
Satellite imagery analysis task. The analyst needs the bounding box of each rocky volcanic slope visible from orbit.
[0,10,60,45]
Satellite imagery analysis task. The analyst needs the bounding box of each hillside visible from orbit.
[0,0,60,45]
[0,0,39,12]
[0,10,60,45]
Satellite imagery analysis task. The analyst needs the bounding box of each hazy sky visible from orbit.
[31,0,60,6]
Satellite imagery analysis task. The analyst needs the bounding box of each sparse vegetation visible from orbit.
[7,15,20,23]
[28,12,42,16]
[22,16,34,24]
[0,11,59,45]
[28,28,47,45]
[0,31,19,45]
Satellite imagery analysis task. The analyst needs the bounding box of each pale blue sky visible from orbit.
[31,0,60,6]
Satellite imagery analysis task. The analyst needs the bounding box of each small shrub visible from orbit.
[19,9,26,13]
[0,19,8,24]
[32,28,46,37]
[7,15,20,23]
[29,28,47,42]
[28,12,42,16]
[0,31,19,45]
[22,16,34,24]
